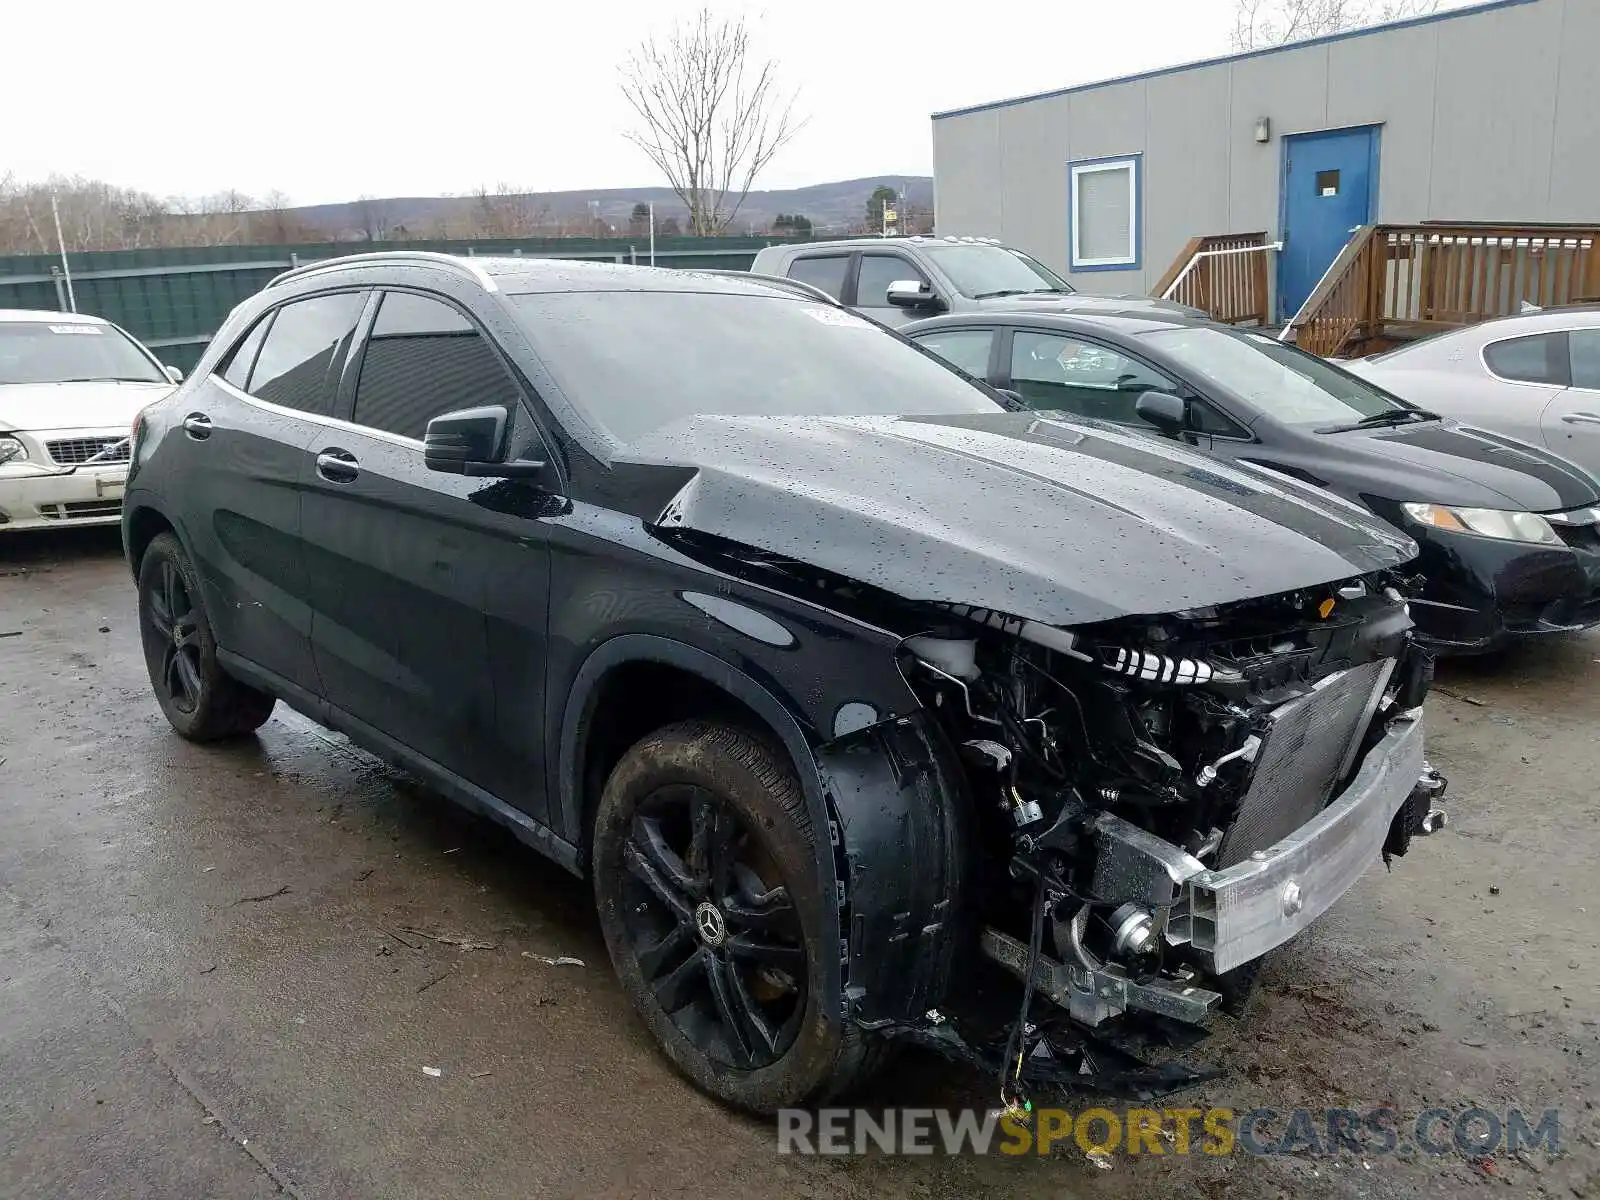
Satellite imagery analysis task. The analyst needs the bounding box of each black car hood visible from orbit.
[1356,421,1600,512]
[621,413,1416,627]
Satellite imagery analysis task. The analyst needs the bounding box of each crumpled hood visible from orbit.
[622,413,1417,626]
[0,381,172,433]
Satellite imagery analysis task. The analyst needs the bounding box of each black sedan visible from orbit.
[905,310,1600,652]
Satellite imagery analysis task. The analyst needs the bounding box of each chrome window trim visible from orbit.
[211,375,425,451]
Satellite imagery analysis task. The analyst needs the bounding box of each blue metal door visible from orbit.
[1278,126,1379,320]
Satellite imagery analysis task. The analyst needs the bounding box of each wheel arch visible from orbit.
[123,502,177,578]
[558,634,824,860]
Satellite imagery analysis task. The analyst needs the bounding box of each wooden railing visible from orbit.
[1285,223,1600,357]
[1150,232,1272,325]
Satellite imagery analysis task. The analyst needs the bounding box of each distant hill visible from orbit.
[283,176,934,239]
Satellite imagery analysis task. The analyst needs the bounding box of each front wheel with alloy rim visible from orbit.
[593,720,885,1113]
[137,532,276,741]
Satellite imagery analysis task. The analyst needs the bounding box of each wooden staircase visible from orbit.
[1153,223,1600,357]
[1150,232,1273,326]
[1282,223,1600,357]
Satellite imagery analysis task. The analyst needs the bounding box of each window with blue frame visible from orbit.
[1069,155,1141,271]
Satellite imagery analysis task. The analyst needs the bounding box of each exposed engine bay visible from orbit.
[896,571,1448,1104]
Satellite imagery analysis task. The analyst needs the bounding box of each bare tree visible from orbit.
[353,194,393,243]
[1231,0,1439,49]
[619,9,802,236]
[469,184,551,239]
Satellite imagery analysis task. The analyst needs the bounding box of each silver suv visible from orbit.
[750,236,1202,328]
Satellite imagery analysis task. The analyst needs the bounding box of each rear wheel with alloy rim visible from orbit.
[137,532,276,741]
[593,720,885,1112]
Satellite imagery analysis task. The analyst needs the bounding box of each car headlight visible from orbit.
[1402,502,1563,546]
[0,435,27,465]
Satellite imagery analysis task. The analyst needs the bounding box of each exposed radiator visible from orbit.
[1217,658,1394,867]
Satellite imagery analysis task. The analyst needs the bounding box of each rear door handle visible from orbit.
[182,413,212,440]
[1560,412,1600,426]
[315,449,360,483]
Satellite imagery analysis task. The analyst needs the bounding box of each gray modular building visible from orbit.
[930,0,1600,322]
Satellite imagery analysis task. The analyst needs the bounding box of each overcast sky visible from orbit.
[6,0,1461,204]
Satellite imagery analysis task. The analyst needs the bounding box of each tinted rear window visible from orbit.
[1484,332,1567,385]
[785,256,850,301]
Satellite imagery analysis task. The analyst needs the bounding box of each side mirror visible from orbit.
[1134,391,1188,436]
[424,406,545,479]
[164,364,184,384]
[886,279,942,311]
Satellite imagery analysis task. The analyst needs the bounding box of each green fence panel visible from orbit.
[0,235,833,373]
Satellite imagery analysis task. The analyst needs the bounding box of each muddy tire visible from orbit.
[593,720,883,1113]
[137,532,275,741]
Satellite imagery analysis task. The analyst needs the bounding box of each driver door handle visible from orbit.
[315,449,360,483]
[182,413,212,440]
[1560,412,1600,426]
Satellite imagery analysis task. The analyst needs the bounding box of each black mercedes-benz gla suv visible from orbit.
[123,253,1445,1113]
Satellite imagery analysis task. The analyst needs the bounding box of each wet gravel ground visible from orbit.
[1,527,1595,1200]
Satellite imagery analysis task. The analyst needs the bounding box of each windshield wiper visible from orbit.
[1317,408,1440,434]
[971,287,1074,299]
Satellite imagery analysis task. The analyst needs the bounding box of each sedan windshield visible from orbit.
[509,291,1006,444]
[1140,326,1411,427]
[0,321,166,386]
[917,243,1076,299]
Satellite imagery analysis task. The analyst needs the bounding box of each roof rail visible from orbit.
[693,269,842,306]
[268,250,499,292]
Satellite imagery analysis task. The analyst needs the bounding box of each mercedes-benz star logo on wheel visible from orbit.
[694,901,727,948]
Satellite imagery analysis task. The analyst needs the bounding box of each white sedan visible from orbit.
[1343,309,1600,476]
[0,311,178,532]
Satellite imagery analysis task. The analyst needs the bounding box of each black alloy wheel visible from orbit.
[136,532,275,740]
[143,553,203,714]
[593,720,888,1112]
[620,782,806,1069]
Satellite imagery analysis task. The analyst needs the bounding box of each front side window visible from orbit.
[785,255,850,301]
[912,329,994,380]
[248,292,367,416]
[1069,156,1140,270]
[1143,327,1406,426]
[1484,332,1567,385]
[854,254,927,308]
[509,291,1003,446]
[352,292,520,440]
[1009,331,1177,421]
[918,243,1074,299]
[0,321,166,386]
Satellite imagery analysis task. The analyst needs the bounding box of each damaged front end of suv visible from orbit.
[630,412,1449,1106]
[889,581,1446,1100]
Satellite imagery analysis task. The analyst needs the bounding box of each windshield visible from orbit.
[0,321,166,386]
[1140,327,1408,426]
[917,243,1075,299]
[511,291,1006,444]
